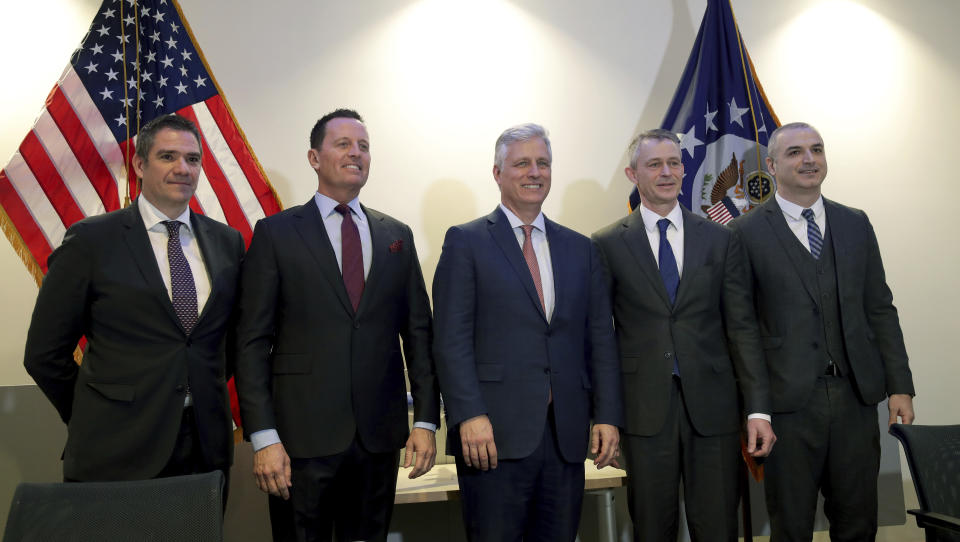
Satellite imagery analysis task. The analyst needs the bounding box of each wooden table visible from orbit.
[395,461,626,540]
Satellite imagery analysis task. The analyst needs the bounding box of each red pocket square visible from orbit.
[389,240,403,253]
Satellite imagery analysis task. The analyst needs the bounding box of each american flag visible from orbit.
[628,0,779,225]
[0,0,282,429]
[0,0,282,286]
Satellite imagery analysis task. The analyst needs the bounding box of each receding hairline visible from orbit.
[767,122,822,157]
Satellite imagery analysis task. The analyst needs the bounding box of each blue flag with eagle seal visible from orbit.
[629,0,780,223]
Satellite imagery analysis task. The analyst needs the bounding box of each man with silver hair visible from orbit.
[433,123,623,540]
[593,128,774,540]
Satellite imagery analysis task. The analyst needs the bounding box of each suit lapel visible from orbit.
[293,198,354,315]
[356,205,389,316]
[120,203,183,331]
[192,213,224,324]
[620,211,673,308]
[487,208,547,321]
[675,208,706,307]
[762,199,818,304]
[823,198,852,300]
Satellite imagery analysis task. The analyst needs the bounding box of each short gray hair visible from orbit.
[767,122,820,158]
[494,123,552,169]
[628,128,681,169]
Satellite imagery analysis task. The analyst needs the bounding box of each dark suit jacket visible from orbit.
[24,202,245,481]
[727,197,914,414]
[432,208,623,463]
[592,207,752,437]
[233,199,440,459]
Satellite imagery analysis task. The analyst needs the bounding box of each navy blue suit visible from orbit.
[433,207,622,540]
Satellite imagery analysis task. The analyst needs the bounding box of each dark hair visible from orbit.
[135,114,201,162]
[309,109,364,149]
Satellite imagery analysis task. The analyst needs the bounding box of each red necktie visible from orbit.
[335,204,364,311]
[521,225,545,311]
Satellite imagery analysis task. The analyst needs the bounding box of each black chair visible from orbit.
[2,471,224,542]
[889,423,960,542]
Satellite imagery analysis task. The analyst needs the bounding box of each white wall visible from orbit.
[1,0,957,433]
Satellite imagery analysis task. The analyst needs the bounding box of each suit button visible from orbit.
[175,385,185,393]
[663,352,672,358]
[812,342,819,349]
[353,321,360,329]
[670,316,677,323]
[185,339,192,347]
[812,307,819,315]
[544,368,550,374]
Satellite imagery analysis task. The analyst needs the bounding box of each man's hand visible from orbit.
[253,442,292,499]
[460,415,497,471]
[591,423,620,469]
[888,394,915,426]
[746,418,776,457]
[403,427,437,479]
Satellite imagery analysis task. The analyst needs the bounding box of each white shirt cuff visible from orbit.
[747,413,772,423]
[250,428,281,452]
[413,421,437,432]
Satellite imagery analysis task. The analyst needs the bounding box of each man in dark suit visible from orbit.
[24,114,245,485]
[233,109,440,542]
[433,123,623,541]
[727,122,915,541]
[591,129,774,541]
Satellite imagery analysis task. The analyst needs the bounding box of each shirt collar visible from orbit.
[314,192,365,223]
[499,203,546,232]
[775,192,824,221]
[638,201,683,233]
[137,196,192,232]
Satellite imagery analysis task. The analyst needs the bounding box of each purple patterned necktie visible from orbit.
[335,204,364,311]
[163,221,198,335]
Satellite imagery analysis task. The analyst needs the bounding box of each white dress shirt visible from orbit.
[250,193,435,452]
[637,202,684,277]
[138,196,212,314]
[499,204,556,323]
[776,192,826,252]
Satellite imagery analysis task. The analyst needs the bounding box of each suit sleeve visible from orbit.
[586,241,624,427]
[722,224,771,415]
[399,226,441,426]
[233,219,281,437]
[23,223,94,423]
[860,214,914,396]
[432,226,486,427]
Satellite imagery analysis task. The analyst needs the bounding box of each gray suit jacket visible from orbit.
[726,197,914,413]
[592,206,753,436]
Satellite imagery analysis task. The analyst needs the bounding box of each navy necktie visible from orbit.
[163,221,198,335]
[802,208,823,259]
[335,204,364,311]
[657,219,679,305]
[657,218,681,376]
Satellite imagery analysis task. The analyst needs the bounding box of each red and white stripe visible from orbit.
[0,66,280,274]
[705,200,735,225]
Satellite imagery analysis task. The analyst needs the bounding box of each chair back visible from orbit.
[2,471,223,542]
[890,423,960,541]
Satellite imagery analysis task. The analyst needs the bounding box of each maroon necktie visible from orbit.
[163,221,198,335]
[335,204,364,311]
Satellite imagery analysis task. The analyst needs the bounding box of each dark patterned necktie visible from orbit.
[335,204,364,311]
[163,221,198,335]
[802,208,823,259]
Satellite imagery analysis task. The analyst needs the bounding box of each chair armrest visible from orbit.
[908,509,960,533]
